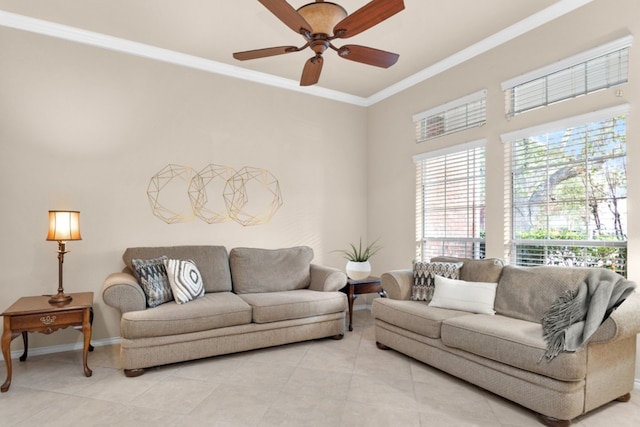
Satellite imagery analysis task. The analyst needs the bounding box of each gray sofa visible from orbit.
[372,257,640,426]
[102,245,347,377]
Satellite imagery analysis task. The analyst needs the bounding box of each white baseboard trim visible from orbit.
[353,304,640,390]
[10,336,121,360]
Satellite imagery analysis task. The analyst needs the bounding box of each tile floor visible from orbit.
[0,309,639,426]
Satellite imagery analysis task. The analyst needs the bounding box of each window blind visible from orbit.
[413,90,487,143]
[503,106,628,275]
[414,140,486,261]
[502,36,632,116]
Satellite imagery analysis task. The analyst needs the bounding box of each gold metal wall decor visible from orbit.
[189,164,237,224]
[147,164,284,226]
[147,165,198,224]
[223,167,284,227]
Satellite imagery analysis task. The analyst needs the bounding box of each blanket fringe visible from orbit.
[539,287,581,362]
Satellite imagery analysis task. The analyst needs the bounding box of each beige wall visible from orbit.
[367,0,640,381]
[0,27,368,348]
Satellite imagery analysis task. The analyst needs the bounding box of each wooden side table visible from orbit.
[1,292,94,392]
[341,276,386,331]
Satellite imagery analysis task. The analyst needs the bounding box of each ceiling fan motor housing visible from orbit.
[297,2,347,37]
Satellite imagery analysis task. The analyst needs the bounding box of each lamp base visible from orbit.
[48,293,73,305]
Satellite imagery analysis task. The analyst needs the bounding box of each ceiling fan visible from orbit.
[233,0,405,86]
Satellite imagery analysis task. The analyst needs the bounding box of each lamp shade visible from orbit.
[47,210,82,241]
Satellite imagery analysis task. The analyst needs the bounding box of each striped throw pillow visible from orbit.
[164,259,205,304]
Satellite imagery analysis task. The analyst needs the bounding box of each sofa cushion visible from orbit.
[429,276,497,314]
[371,298,471,339]
[164,258,205,304]
[430,257,504,283]
[123,246,232,293]
[230,246,314,294]
[120,292,252,339]
[131,256,173,308]
[239,290,347,323]
[441,314,587,381]
[411,261,463,302]
[494,265,591,323]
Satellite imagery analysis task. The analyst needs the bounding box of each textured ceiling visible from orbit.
[0,0,591,103]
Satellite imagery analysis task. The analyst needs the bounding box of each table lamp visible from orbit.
[46,210,82,304]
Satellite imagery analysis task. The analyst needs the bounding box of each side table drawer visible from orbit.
[10,310,84,331]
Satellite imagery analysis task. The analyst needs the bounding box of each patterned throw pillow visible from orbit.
[164,258,205,304]
[412,261,463,302]
[131,256,173,308]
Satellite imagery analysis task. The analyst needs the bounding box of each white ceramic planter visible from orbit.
[346,260,371,280]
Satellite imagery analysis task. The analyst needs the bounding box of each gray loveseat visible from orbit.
[372,257,640,426]
[102,245,347,377]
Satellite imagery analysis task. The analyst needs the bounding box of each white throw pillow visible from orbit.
[164,258,205,304]
[429,275,497,314]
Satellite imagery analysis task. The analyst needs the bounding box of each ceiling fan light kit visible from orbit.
[233,0,405,86]
[297,2,347,36]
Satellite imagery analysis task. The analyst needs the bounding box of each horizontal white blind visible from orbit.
[413,90,487,142]
[503,112,627,275]
[503,36,632,116]
[415,143,486,261]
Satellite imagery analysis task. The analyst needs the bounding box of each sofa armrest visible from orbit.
[589,291,640,344]
[309,264,347,292]
[102,272,146,314]
[381,269,413,300]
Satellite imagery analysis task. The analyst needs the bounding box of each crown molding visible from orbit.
[0,0,592,107]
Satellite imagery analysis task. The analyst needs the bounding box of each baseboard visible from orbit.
[10,336,121,359]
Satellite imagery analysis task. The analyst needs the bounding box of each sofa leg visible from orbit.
[376,342,390,350]
[616,392,631,402]
[124,368,145,377]
[331,334,344,340]
[537,414,570,427]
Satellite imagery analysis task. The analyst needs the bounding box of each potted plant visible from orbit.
[334,238,381,280]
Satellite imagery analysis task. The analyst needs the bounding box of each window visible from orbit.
[413,90,487,142]
[502,105,629,276]
[414,140,486,261]
[502,36,632,116]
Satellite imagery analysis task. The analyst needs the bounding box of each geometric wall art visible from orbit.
[223,166,283,227]
[147,164,284,226]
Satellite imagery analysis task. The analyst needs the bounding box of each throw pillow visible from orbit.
[412,261,463,302]
[429,275,497,314]
[131,256,173,308]
[164,258,205,304]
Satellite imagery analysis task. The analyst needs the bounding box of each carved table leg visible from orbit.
[82,308,92,377]
[1,317,14,392]
[19,332,28,362]
[347,285,356,331]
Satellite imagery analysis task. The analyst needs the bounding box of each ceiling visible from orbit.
[0,0,593,105]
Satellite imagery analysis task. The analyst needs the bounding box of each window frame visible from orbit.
[414,139,487,261]
[501,104,629,275]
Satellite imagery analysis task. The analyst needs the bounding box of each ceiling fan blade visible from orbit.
[233,46,299,61]
[337,45,399,68]
[333,0,404,39]
[300,56,323,86]
[259,0,312,35]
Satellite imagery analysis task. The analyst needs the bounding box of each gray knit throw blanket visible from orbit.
[540,269,636,362]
